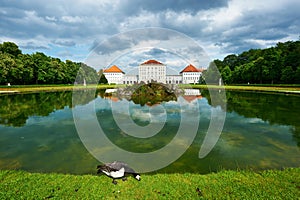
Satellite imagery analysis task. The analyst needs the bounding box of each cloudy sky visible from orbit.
[1,0,299,72]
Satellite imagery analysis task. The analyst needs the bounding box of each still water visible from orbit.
[0,89,299,174]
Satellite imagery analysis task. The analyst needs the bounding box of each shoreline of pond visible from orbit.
[0,84,299,95]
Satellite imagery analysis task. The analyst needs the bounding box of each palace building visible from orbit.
[103,60,203,84]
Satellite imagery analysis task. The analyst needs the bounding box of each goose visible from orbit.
[97,161,141,184]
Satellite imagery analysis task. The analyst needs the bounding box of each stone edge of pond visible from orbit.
[0,85,300,95]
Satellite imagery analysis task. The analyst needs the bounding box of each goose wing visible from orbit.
[106,161,136,173]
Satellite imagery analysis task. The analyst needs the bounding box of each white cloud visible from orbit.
[120,10,160,31]
[45,16,57,22]
[61,15,84,23]
[0,0,299,64]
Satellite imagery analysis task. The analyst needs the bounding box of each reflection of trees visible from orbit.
[72,89,98,105]
[131,83,177,106]
[0,90,97,127]
[201,90,300,146]
[117,82,182,106]
[200,89,227,110]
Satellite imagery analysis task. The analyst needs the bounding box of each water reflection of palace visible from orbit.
[183,89,202,103]
[103,88,202,104]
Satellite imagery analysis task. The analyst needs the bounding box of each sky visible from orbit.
[1,0,299,73]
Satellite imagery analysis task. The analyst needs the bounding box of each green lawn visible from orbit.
[1,168,299,199]
[187,84,300,94]
[0,84,117,94]
[1,84,300,95]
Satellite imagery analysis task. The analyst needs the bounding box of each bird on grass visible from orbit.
[97,161,141,184]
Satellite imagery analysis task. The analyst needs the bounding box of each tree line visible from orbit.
[0,41,102,85]
[202,39,300,84]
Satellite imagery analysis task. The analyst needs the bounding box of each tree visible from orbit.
[65,60,80,83]
[280,66,295,83]
[0,54,13,84]
[202,62,221,84]
[223,54,239,71]
[17,54,34,84]
[295,66,300,84]
[221,66,232,84]
[0,42,22,57]
[98,69,108,84]
[31,52,50,84]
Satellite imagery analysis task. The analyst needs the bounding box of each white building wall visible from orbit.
[181,72,202,84]
[166,75,182,84]
[103,72,124,84]
[123,75,138,84]
[139,64,166,83]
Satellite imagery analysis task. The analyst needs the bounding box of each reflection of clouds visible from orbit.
[27,106,73,125]
[130,108,151,122]
[112,100,168,123]
[226,111,266,125]
[93,95,221,127]
[246,118,265,124]
[177,96,199,109]
[130,108,165,123]
[94,95,205,122]
[94,96,113,110]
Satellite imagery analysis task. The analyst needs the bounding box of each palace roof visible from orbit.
[104,65,124,73]
[180,64,203,73]
[141,60,163,65]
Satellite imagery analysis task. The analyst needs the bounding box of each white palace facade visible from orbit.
[103,60,203,84]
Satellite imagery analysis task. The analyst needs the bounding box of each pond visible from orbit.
[0,89,299,174]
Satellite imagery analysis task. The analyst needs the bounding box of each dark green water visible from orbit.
[0,90,299,174]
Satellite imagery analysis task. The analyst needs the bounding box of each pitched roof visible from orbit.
[180,64,203,73]
[183,95,202,103]
[141,60,163,65]
[104,65,124,73]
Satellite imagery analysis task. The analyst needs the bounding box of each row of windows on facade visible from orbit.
[183,73,201,76]
[183,76,200,80]
[123,80,183,84]
[105,73,123,76]
[108,76,200,81]
[140,68,165,71]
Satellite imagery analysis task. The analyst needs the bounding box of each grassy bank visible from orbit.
[1,168,299,199]
[0,84,300,95]
[0,84,117,94]
[188,84,300,94]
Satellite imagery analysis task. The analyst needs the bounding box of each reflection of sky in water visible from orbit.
[0,91,299,174]
[26,106,72,125]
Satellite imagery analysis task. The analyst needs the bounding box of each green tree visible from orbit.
[17,54,35,84]
[221,66,232,84]
[0,54,14,84]
[202,62,220,84]
[280,66,295,83]
[65,60,80,83]
[295,66,300,84]
[31,52,50,84]
[223,54,239,71]
[98,69,108,84]
[0,42,22,57]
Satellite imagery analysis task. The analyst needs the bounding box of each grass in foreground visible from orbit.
[0,168,299,199]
